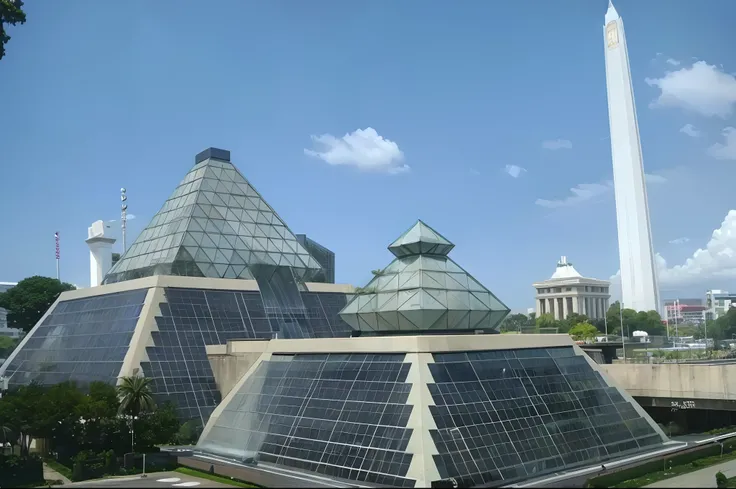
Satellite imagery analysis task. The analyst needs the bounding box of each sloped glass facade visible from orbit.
[340,220,510,332]
[197,353,416,488]
[143,288,353,423]
[428,347,663,486]
[1,289,148,388]
[105,151,323,284]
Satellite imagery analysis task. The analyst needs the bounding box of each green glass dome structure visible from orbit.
[339,220,510,332]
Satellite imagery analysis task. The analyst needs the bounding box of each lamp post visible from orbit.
[123,415,138,453]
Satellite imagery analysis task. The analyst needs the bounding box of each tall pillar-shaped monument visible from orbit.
[604,1,660,312]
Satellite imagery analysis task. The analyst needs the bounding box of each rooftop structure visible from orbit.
[340,220,510,333]
[0,148,353,423]
[197,324,669,487]
[533,256,611,320]
[104,147,324,284]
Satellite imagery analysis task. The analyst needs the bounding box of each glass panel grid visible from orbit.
[198,353,416,488]
[142,288,353,424]
[3,289,148,388]
[428,346,662,487]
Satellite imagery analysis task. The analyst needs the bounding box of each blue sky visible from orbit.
[1,0,735,310]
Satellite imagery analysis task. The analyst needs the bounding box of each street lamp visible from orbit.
[122,415,138,453]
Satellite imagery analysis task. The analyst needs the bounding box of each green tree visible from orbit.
[0,335,18,358]
[536,313,560,332]
[135,402,180,451]
[116,375,156,417]
[175,419,203,445]
[500,313,530,333]
[0,276,76,333]
[568,322,599,341]
[0,0,26,61]
[564,313,589,328]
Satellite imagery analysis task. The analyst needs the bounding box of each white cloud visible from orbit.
[666,58,681,66]
[611,210,736,293]
[536,174,666,208]
[126,214,137,220]
[645,61,736,118]
[669,237,690,245]
[504,165,526,178]
[542,139,573,150]
[708,127,736,161]
[304,127,409,174]
[679,123,700,138]
[645,173,668,184]
[536,181,613,208]
[469,168,481,176]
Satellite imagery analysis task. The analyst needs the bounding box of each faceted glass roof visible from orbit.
[104,149,323,284]
[388,220,454,258]
[339,220,510,332]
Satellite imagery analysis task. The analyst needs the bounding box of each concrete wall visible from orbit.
[601,363,736,401]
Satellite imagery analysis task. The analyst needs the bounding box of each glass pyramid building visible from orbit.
[104,147,325,284]
[339,220,510,332]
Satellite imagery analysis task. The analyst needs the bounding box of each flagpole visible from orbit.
[55,232,60,281]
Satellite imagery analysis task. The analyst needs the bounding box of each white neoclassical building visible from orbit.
[533,256,611,320]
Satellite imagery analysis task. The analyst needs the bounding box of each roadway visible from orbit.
[54,472,230,488]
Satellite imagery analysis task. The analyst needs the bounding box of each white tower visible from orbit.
[604,1,660,312]
[86,220,116,287]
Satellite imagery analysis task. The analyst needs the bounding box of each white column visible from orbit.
[562,296,569,319]
[572,296,579,314]
[537,299,542,317]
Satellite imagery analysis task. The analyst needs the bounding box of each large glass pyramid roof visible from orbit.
[104,148,324,284]
[339,220,510,332]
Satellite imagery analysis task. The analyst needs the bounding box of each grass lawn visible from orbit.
[613,450,736,488]
[175,466,259,488]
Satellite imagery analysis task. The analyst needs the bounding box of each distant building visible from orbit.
[663,298,705,325]
[706,290,736,321]
[533,256,611,320]
[296,234,335,284]
[0,282,21,338]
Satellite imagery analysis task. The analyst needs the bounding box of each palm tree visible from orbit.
[116,375,156,416]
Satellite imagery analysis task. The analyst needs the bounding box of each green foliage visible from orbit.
[0,276,76,333]
[605,301,665,336]
[500,313,533,333]
[536,313,557,330]
[175,419,203,445]
[0,453,44,488]
[116,375,156,417]
[0,379,180,468]
[717,471,728,488]
[134,402,180,452]
[0,0,26,61]
[0,335,19,358]
[568,322,599,341]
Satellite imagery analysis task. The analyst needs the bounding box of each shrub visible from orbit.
[716,471,727,488]
[0,454,44,487]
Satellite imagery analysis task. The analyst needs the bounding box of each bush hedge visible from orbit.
[0,454,44,488]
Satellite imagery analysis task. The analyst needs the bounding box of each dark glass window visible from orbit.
[3,289,148,388]
[141,288,353,424]
[198,353,416,488]
[428,347,662,486]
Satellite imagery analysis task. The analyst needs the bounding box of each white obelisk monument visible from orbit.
[604,1,660,313]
